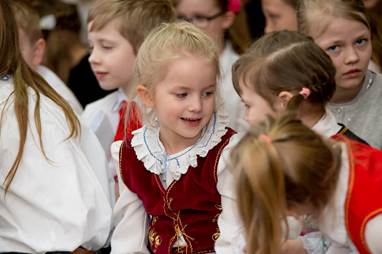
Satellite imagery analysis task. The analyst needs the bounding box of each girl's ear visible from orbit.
[136,84,154,108]
[221,11,235,29]
[277,91,294,110]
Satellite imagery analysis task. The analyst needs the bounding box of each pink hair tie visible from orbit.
[259,134,272,144]
[299,87,311,99]
[228,0,241,13]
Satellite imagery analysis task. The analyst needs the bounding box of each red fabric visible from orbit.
[114,101,142,141]
[119,128,235,254]
[333,135,382,253]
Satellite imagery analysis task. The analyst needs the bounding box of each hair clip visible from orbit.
[228,0,241,13]
[259,134,272,143]
[299,87,311,99]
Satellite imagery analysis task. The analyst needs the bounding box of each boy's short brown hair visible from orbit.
[11,0,42,44]
[88,0,176,54]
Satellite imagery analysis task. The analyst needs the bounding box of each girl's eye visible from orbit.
[101,44,113,50]
[326,45,339,53]
[202,90,215,97]
[175,93,187,98]
[355,38,367,46]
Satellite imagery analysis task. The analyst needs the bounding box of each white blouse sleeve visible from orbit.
[110,141,150,254]
[215,134,246,254]
[365,215,382,253]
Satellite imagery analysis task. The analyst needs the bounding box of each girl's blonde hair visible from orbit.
[231,112,341,254]
[297,0,370,38]
[0,0,79,191]
[132,21,220,126]
[232,30,336,112]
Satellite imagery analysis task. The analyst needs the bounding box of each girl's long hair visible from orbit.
[0,0,80,191]
[231,113,342,254]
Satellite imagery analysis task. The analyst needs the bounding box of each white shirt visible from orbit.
[110,111,241,254]
[81,89,127,205]
[0,76,112,252]
[37,65,83,115]
[219,42,245,133]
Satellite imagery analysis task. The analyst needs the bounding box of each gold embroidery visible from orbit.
[148,227,161,250]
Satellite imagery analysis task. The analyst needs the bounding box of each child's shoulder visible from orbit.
[82,90,121,118]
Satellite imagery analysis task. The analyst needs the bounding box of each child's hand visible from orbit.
[281,239,307,254]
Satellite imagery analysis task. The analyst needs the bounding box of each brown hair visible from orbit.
[231,112,341,254]
[10,0,42,44]
[297,0,370,38]
[88,0,176,54]
[232,30,336,111]
[0,0,79,191]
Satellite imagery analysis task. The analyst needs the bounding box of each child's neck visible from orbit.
[330,83,363,104]
[159,132,201,155]
[299,104,325,128]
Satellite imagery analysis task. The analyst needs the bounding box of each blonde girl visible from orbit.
[297,0,382,148]
[173,0,248,132]
[0,0,111,251]
[111,22,239,254]
[232,112,382,254]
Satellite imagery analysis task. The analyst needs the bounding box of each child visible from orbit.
[216,30,366,253]
[297,0,382,148]
[10,0,83,115]
[261,0,298,33]
[0,0,111,252]
[81,0,176,201]
[231,112,382,254]
[110,22,240,254]
[173,0,247,131]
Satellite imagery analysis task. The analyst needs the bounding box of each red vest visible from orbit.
[119,128,235,254]
[333,135,382,253]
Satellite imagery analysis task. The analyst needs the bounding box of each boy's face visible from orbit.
[312,17,372,102]
[88,19,136,92]
[239,82,277,126]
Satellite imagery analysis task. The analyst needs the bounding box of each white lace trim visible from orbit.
[131,111,230,181]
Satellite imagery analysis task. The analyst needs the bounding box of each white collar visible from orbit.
[130,110,230,180]
[312,110,342,138]
[112,89,128,112]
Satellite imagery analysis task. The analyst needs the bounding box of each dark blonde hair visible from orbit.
[297,0,370,38]
[88,0,176,54]
[231,112,341,254]
[10,0,42,44]
[232,30,336,111]
[0,0,79,191]
[132,22,220,125]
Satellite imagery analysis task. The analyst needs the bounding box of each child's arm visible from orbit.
[215,135,246,254]
[365,215,382,253]
[110,141,150,254]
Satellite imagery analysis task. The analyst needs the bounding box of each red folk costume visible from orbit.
[333,135,382,253]
[112,112,236,254]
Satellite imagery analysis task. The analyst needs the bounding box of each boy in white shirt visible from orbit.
[81,0,176,202]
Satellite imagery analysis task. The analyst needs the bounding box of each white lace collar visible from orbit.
[130,110,230,180]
